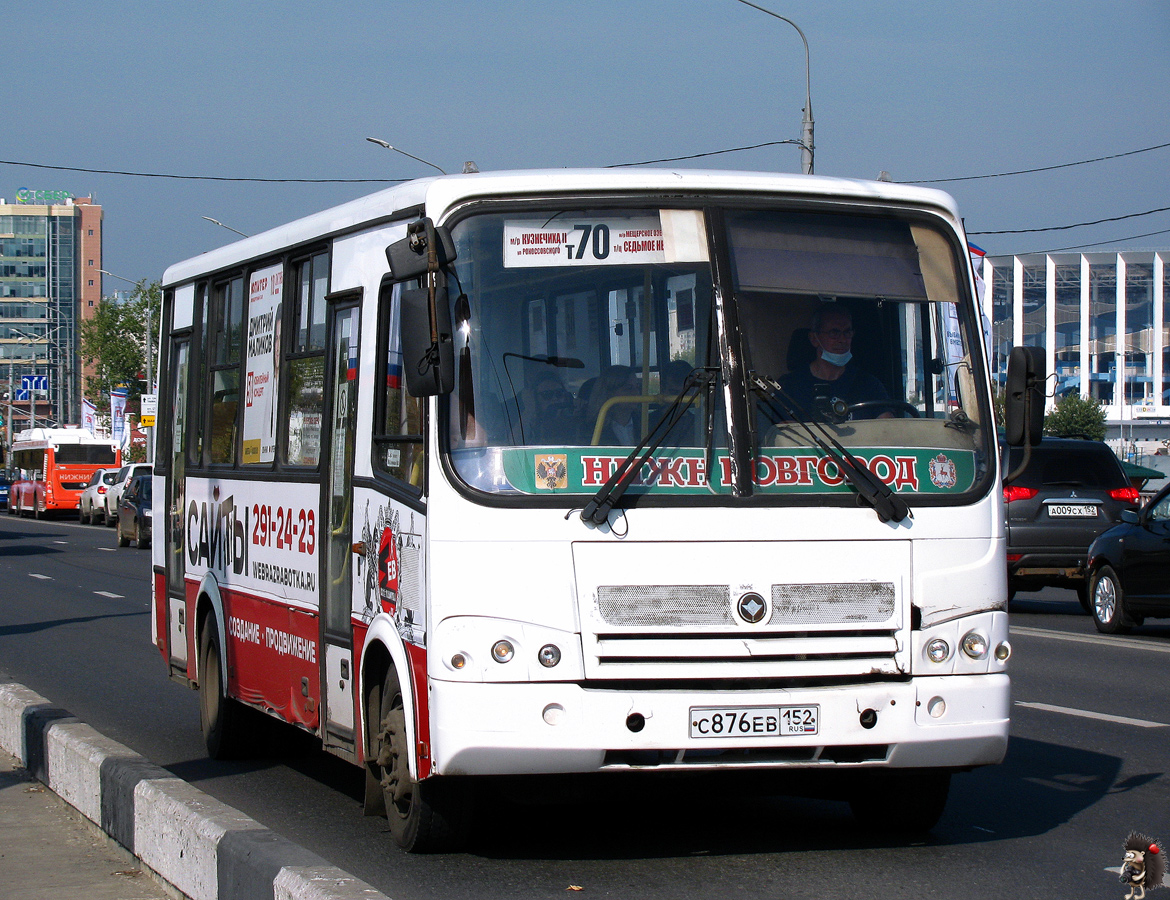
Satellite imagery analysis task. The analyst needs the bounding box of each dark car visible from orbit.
[115,474,152,549]
[1085,483,1170,633]
[0,472,8,509]
[1004,438,1140,609]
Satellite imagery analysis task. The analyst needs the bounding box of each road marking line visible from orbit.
[94,591,123,599]
[1010,625,1170,654]
[1014,700,1168,729]
[29,573,51,580]
[53,540,68,544]
[97,547,117,552]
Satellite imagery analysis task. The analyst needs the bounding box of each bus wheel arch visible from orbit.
[193,578,250,759]
[364,657,471,852]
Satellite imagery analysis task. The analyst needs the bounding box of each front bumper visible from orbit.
[430,673,1009,776]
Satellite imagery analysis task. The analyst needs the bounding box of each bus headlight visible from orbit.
[961,631,989,660]
[537,644,561,668]
[926,638,950,663]
[491,640,515,663]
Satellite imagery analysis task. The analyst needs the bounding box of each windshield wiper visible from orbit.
[750,373,911,524]
[580,368,718,526]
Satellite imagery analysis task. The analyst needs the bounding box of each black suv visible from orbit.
[1004,438,1140,610]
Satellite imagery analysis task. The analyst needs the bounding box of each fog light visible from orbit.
[491,640,515,663]
[543,703,565,725]
[926,638,950,663]
[961,631,989,660]
[537,644,561,668]
[928,696,946,718]
[450,653,466,670]
[995,641,1012,661]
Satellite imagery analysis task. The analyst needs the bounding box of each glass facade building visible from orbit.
[0,196,102,431]
[984,250,1170,437]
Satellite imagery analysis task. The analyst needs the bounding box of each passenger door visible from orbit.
[320,300,361,751]
[164,337,191,672]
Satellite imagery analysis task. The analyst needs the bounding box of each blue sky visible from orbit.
[4,0,1168,288]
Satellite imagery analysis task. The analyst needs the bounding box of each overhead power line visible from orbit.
[1025,227,1170,256]
[0,158,403,184]
[899,141,1170,184]
[969,204,1170,236]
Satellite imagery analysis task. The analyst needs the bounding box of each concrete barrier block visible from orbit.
[43,721,134,823]
[134,776,264,900]
[274,866,392,900]
[0,683,49,761]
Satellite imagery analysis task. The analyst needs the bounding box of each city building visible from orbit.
[983,249,1170,443]
[0,191,102,438]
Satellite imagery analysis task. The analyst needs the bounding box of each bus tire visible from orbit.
[849,768,950,834]
[199,622,251,759]
[370,667,471,852]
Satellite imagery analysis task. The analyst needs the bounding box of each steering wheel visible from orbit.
[846,400,920,419]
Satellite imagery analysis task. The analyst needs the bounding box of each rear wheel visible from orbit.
[368,667,472,852]
[850,769,951,833]
[1090,565,1136,634]
[198,621,253,759]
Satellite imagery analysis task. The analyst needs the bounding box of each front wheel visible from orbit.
[368,667,472,852]
[116,520,131,547]
[850,769,950,833]
[1090,565,1135,634]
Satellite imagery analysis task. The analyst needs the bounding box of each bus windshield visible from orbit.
[444,202,992,504]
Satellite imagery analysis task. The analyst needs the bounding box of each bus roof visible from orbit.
[12,427,117,447]
[162,168,964,288]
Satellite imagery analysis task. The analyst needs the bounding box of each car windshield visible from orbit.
[443,202,993,504]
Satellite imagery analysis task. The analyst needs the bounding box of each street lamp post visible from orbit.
[365,137,448,175]
[733,0,814,175]
[201,217,250,238]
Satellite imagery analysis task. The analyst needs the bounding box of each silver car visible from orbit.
[79,469,118,525]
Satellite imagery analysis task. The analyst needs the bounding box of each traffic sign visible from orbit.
[14,389,29,401]
[20,375,48,392]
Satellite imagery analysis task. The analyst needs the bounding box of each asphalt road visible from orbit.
[1,511,1168,899]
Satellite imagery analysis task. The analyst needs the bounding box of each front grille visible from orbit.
[770,582,895,625]
[598,585,731,627]
[587,581,905,681]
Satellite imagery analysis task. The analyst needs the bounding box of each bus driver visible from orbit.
[778,303,891,421]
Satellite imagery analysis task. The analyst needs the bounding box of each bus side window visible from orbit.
[285,250,328,467]
[373,281,424,490]
[207,276,244,465]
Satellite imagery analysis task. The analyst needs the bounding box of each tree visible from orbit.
[1044,392,1107,441]
[80,279,161,413]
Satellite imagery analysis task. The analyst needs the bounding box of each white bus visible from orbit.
[153,168,1041,851]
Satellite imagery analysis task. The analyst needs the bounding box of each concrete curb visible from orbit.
[0,679,390,900]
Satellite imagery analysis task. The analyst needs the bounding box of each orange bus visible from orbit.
[8,427,121,518]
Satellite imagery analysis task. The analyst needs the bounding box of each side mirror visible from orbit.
[401,282,454,396]
[1005,346,1045,447]
[1121,508,1140,525]
[385,218,456,282]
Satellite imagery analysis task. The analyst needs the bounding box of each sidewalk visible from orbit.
[0,678,389,900]
[0,749,171,899]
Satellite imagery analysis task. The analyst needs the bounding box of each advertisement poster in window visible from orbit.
[242,263,283,464]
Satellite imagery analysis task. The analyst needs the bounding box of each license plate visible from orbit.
[689,705,819,738]
[1048,505,1097,518]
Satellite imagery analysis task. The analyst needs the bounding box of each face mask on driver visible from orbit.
[820,349,852,367]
